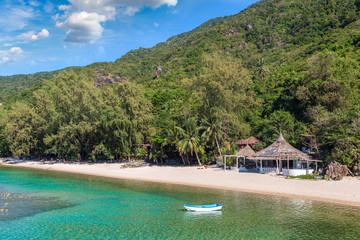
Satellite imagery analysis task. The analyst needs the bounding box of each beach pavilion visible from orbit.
[223,144,257,171]
[248,133,321,176]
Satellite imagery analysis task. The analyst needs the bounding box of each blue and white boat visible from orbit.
[183,204,222,212]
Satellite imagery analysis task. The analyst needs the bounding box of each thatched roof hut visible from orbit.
[236,136,261,148]
[251,133,311,160]
[235,144,256,157]
[247,133,321,176]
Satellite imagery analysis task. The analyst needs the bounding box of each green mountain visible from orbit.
[1,0,360,170]
[0,66,80,102]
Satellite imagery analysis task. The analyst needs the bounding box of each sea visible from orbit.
[0,166,359,239]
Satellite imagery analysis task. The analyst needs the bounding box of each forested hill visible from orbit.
[0,66,80,102]
[1,0,360,171]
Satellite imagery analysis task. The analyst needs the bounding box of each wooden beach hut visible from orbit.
[248,133,321,176]
[236,144,257,172]
[236,136,261,149]
[223,144,256,171]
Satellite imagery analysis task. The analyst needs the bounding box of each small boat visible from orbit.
[183,204,222,212]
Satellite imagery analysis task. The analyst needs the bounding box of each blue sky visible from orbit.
[0,0,258,76]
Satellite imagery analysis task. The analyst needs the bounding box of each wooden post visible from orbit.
[276,157,279,174]
[279,155,282,173]
[287,155,290,177]
[260,159,263,173]
[224,156,226,171]
[306,160,309,175]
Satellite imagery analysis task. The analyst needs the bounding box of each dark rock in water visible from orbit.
[0,192,76,222]
[322,161,350,180]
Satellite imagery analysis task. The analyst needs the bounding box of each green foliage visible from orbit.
[0,109,10,157]
[91,143,114,162]
[289,174,324,180]
[1,0,360,167]
[6,102,48,157]
[3,70,152,161]
[177,118,204,165]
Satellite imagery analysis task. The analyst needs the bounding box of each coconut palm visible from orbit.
[201,116,225,156]
[177,118,204,166]
[162,122,187,164]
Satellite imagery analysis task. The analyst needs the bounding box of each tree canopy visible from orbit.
[1,0,360,168]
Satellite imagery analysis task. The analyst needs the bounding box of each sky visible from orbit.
[0,0,259,76]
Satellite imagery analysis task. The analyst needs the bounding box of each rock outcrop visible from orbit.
[352,164,360,176]
[94,74,127,88]
[156,66,164,78]
[322,161,350,180]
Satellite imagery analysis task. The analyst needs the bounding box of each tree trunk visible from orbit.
[194,151,202,166]
[179,152,186,165]
[215,136,222,156]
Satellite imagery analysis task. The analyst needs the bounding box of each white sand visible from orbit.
[3,161,360,207]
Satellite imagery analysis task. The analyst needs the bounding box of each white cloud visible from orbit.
[44,1,56,13]
[68,0,177,17]
[31,29,50,41]
[56,0,178,43]
[0,7,35,31]
[154,22,160,27]
[8,47,23,54]
[59,5,72,11]
[56,12,106,43]
[0,47,23,65]
[18,29,50,41]
[17,31,34,40]
[29,1,41,7]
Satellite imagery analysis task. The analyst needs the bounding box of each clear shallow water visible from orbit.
[0,166,360,239]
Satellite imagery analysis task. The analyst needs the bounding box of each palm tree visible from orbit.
[177,118,204,166]
[201,116,225,156]
[162,122,186,164]
[257,57,270,80]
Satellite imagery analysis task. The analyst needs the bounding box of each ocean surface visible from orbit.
[0,166,359,239]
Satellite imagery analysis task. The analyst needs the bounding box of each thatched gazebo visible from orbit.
[236,144,256,157]
[223,144,257,171]
[236,144,257,172]
[248,133,321,176]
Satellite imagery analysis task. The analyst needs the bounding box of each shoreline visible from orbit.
[2,161,360,208]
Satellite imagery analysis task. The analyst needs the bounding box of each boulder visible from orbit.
[352,164,360,176]
[322,161,350,180]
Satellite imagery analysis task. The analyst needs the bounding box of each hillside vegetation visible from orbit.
[1,0,360,170]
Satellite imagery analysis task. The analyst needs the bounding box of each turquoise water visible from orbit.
[1,166,360,239]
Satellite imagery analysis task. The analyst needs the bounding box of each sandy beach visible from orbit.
[2,161,360,207]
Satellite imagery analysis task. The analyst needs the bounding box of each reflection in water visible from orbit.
[184,210,223,219]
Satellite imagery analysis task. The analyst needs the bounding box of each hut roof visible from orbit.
[250,133,312,160]
[235,144,256,157]
[236,136,261,146]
